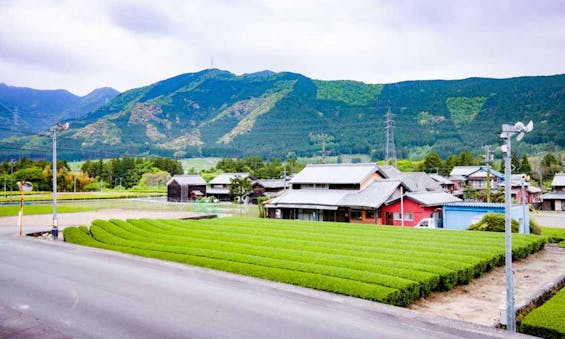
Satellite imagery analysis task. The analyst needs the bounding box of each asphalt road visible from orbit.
[0,225,526,338]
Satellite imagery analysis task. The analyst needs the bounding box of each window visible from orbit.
[350,210,362,220]
[365,210,375,219]
[393,212,413,221]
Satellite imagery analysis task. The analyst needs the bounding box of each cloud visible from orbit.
[0,0,563,95]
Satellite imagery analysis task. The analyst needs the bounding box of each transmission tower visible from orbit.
[384,108,397,167]
[319,133,328,164]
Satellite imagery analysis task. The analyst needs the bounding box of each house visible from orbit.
[249,179,288,204]
[207,172,252,201]
[428,174,455,193]
[448,166,504,196]
[265,163,388,223]
[541,173,565,211]
[166,175,207,202]
[264,163,460,225]
[498,174,543,206]
[290,163,382,190]
[381,191,462,227]
[265,179,404,223]
[443,202,530,233]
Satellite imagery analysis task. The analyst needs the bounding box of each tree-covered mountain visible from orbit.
[1,70,563,160]
[0,83,119,138]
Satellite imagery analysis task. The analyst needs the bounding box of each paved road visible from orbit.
[532,211,565,228]
[0,226,525,338]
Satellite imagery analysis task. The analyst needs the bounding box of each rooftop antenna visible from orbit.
[384,107,397,167]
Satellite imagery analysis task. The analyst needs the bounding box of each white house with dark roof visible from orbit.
[207,172,253,201]
[265,163,389,222]
[449,166,504,196]
[542,173,565,211]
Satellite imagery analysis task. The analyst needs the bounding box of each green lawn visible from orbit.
[0,191,164,203]
[541,227,565,247]
[64,217,546,306]
[0,205,92,217]
[521,287,565,338]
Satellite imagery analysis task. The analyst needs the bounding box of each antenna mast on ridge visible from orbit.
[384,108,397,167]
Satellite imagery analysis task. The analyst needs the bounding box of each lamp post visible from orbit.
[51,122,69,240]
[498,121,533,332]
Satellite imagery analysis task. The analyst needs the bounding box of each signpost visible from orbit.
[17,181,33,237]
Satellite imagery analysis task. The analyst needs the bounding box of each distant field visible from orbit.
[180,157,222,173]
[0,205,92,217]
[297,154,371,164]
[65,217,546,306]
[0,191,164,203]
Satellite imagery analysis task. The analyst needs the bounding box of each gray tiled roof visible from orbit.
[338,180,401,208]
[402,191,462,207]
[541,192,565,200]
[402,172,443,192]
[167,175,206,186]
[552,173,565,187]
[377,165,403,179]
[266,189,355,210]
[290,163,379,185]
[429,174,453,185]
[381,170,443,192]
[253,179,287,189]
[449,166,503,179]
[209,173,250,185]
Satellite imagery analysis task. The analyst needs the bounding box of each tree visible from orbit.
[518,154,532,175]
[420,153,443,173]
[229,176,251,202]
[458,151,476,166]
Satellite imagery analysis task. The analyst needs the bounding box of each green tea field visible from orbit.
[64,217,546,306]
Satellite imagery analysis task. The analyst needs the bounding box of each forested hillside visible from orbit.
[1,70,563,160]
[0,84,118,138]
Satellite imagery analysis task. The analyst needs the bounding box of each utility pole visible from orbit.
[384,108,397,167]
[499,121,533,332]
[50,122,70,240]
[482,145,494,203]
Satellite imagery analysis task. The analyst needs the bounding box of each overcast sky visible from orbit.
[1,0,564,96]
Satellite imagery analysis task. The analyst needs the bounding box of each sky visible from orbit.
[0,0,564,96]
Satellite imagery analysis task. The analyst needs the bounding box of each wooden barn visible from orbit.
[167,175,207,202]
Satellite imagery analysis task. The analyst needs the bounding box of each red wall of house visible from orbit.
[380,199,435,227]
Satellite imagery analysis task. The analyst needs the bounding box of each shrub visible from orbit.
[521,287,565,338]
[468,213,519,232]
[529,218,542,235]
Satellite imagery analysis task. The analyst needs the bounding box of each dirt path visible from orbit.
[409,244,565,327]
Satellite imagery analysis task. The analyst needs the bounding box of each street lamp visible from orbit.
[498,120,533,332]
[51,122,69,240]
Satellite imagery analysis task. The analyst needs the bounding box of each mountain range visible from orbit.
[0,70,563,160]
[0,84,119,138]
